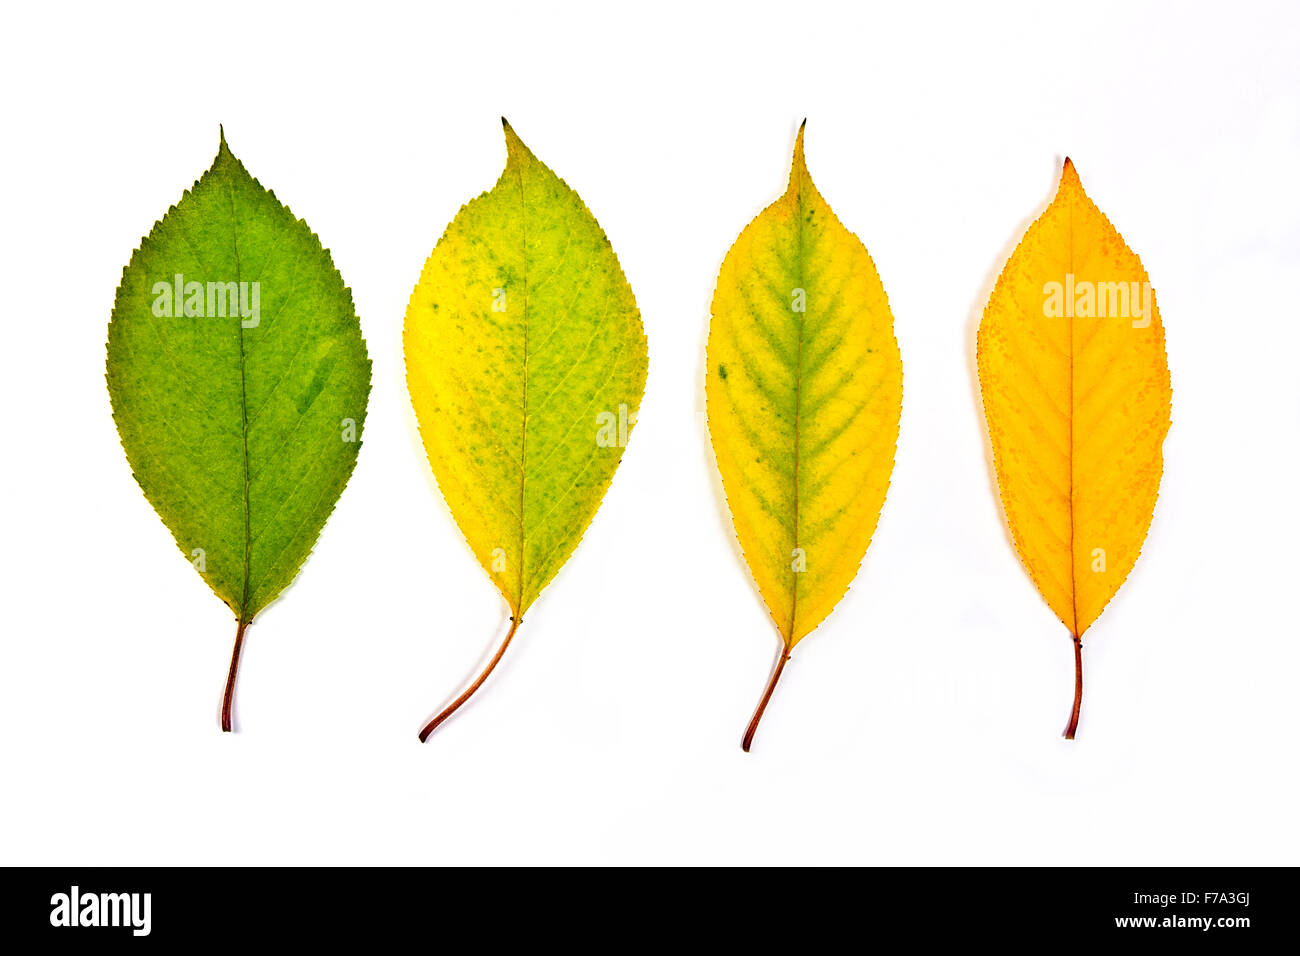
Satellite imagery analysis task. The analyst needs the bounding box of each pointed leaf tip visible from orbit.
[1060,156,1082,191]
[787,121,809,193]
[501,118,533,166]
[214,126,236,169]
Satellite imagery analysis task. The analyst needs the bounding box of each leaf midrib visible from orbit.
[226,174,253,626]
[513,157,529,615]
[788,178,808,642]
[1066,190,1079,640]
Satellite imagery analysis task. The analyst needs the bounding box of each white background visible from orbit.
[2,0,1297,865]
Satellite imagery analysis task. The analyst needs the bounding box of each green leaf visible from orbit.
[106,130,371,731]
[405,119,648,739]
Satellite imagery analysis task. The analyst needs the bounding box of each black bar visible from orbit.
[3,866,1282,945]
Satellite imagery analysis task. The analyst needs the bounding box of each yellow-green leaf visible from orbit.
[706,123,903,751]
[405,120,648,740]
[976,158,1172,738]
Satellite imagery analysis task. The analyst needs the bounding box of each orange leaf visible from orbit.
[977,159,1172,738]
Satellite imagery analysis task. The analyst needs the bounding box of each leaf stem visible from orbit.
[221,618,249,733]
[742,647,791,753]
[1063,635,1082,740]
[419,616,521,742]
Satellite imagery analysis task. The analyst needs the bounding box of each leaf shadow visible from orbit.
[396,331,528,733]
[965,156,1068,557]
[417,604,517,734]
[694,231,788,689]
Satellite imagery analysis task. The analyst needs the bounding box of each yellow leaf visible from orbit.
[706,123,903,750]
[405,121,648,740]
[977,158,1172,738]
